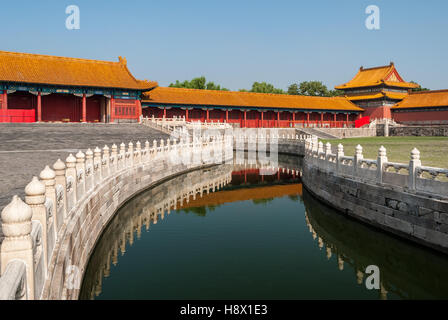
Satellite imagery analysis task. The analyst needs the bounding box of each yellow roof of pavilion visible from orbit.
[335,63,419,90]
[346,91,408,101]
[0,50,157,90]
[392,90,448,109]
[142,87,363,111]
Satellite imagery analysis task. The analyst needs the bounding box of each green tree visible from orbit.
[297,81,329,96]
[248,82,285,94]
[327,89,344,97]
[169,76,229,91]
[410,81,430,92]
[287,83,300,95]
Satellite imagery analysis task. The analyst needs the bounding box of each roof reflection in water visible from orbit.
[80,154,302,299]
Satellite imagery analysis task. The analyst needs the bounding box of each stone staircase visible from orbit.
[296,128,339,140]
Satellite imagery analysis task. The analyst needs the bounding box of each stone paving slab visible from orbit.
[0,123,168,210]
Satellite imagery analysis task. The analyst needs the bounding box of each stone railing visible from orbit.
[304,138,448,198]
[142,116,232,132]
[81,164,233,299]
[302,136,448,253]
[0,135,233,300]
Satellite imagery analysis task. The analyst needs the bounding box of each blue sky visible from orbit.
[1,0,447,90]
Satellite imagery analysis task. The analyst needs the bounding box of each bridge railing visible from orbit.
[0,135,233,300]
[304,137,448,198]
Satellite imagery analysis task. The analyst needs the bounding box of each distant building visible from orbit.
[335,62,418,119]
[141,86,363,128]
[392,90,448,125]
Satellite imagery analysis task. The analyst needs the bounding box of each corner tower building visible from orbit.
[335,62,418,120]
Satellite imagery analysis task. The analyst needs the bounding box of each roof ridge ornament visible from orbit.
[118,56,127,65]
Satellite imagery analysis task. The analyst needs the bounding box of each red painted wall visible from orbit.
[113,99,139,121]
[7,92,35,110]
[86,96,101,122]
[42,94,81,122]
[362,106,392,119]
[393,109,448,125]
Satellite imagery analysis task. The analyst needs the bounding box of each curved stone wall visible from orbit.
[0,136,233,300]
[301,138,448,254]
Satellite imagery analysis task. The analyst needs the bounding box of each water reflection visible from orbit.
[80,153,448,300]
[303,189,448,299]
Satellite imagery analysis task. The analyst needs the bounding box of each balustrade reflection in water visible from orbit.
[80,154,448,300]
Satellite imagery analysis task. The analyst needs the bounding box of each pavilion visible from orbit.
[0,50,157,123]
[335,62,419,119]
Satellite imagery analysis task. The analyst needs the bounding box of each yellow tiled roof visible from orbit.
[347,91,408,101]
[0,50,157,90]
[335,63,419,90]
[392,90,448,109]
[143,87,363,111]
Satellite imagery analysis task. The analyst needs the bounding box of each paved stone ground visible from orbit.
[0,123,168,211]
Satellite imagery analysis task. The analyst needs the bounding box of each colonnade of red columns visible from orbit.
[154,106,358,128]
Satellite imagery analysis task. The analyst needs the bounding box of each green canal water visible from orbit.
[80,156,448,300]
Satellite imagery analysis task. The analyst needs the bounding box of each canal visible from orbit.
[80,154,448,300]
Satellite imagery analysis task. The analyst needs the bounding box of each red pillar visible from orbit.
[163,107,167,118]
[2,90,7,110]
[333,113,337,128]
[346,113,349,122]
[306,112,310,126]
[110,96,115,123]
[244,110,247,127]
[206,109,210,121]
[135,99,142,119]
[261,112,264,128]
[82,94,87,122]
[37,92,42,122]
[226,110,229,122]
[320,112,324,123]
[277,111,280,127]
[186,109,189,121]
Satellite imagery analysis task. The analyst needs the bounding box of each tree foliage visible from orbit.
[410,81,430,92]
[239,82,285,94]
[288,81,343,97]
[169,76,229,91]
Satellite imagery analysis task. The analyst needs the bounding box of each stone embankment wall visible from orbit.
[389,125,448,137]
[301,138,448,254]
[311,128,377,139]
[0,136,233,300]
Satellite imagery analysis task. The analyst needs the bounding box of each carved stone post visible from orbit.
[102,145,110,178]
[336,144,344,175]
[39,166,57,253]
[159,139,165,155]
[93,147,102,184]
[377,146,388,184]
[75,151,86,199]
[408,148,421,191]
[1,196,35,299]
[65,154,77,214]
[111,144,118,174]
[325,142,332,172]
[85,149,94,191]
[136,141,142,164]
[354,144,363,177]
[25,177,49,273]
[145,141,150,163]
[119,143,126,170]
[127,142,134,168]
[53,159,67,229]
